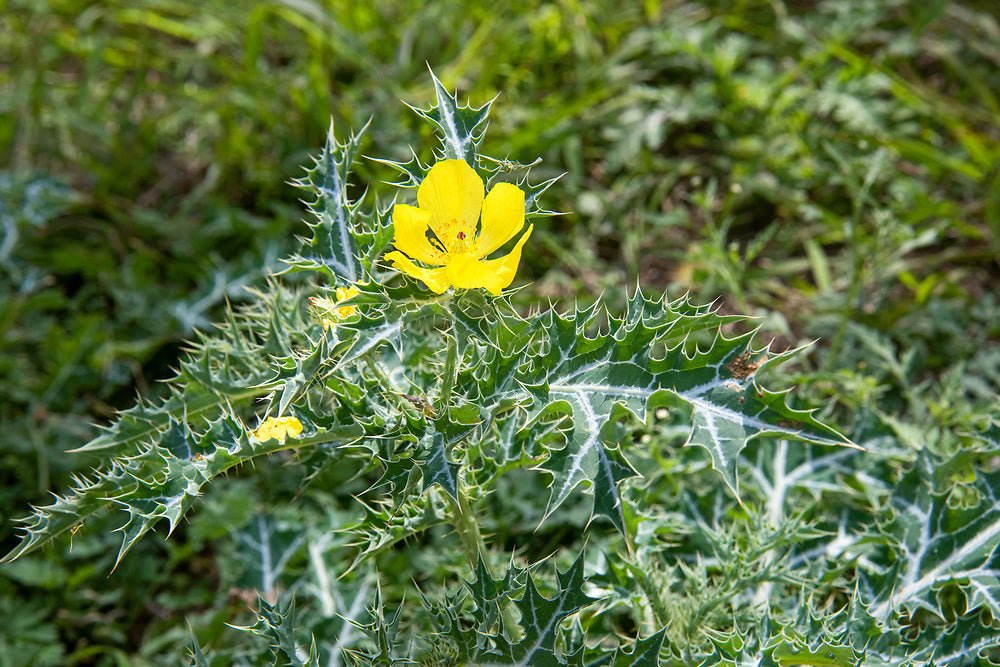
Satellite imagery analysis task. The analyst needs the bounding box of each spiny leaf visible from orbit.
[657,338,853,498]
[241,595,320,667]
[301,565,375,662]
[268,335,333,418]
[471,553,500,603]
[483,156,564,219]
[73,358,275,455]
[3,416,362,565]
[342,583,410,667]
[333,311,404,371]
[469,289,851,525]
[707,613,860,667]
[353,203,395,274]
[704,616,783,667]
[73,288,309,456]
[906,613,1000,667]
[865,450,1000,626]
[345,494,446,574]
[588,439,639,534]
[188,634,210,667]
[330,280,452,369]
[475,551,599,666]
[420,430,460,501]
[368,148,428,190]
[288,118,369,283]
[611,629,666,667]
[406,67,495,165]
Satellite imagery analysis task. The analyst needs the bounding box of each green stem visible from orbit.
[447,487,523,643]
[363,353,390,386]
[447,488,486,570]
[439,327,458,409]
[629,558,669,633]
[438,314,522,641]
[363,354,408,413]
[438,324,479,566]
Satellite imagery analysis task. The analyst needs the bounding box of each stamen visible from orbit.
[427,229,446,253]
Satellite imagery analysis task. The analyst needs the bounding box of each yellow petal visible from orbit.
[417,160,483,244]
[475,182,526,258]
[335,286,360,301]
[334,286,360,318]
[446,224,533,295]
[385,250,451,293]
[392,203,442,265]
[253,416,302,442]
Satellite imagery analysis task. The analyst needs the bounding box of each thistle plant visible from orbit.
[6,73,1000,666]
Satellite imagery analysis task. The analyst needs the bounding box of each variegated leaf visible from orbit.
[406,68,494,165]
[866,452,1000,626]
[471,289,851,525]
[288,119,368,283]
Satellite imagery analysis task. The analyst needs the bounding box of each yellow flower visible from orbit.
[252,416,303,442]
[310,285,360,329]
[385,159,532,295]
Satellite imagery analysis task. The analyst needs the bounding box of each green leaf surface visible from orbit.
[472,289,851,523]
[906,613,1000,667]
[288,119,368,283]
[474,552,599,666]
[407,68,494,165]
[866,452,1000,626]
[233,514,308,595]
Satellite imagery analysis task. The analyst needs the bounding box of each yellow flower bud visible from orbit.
[252,416,303,442]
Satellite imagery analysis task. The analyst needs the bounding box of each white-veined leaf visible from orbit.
[867,452,1000,626]
[472,289,852,525]
[406,68,495,165]
[288,119,368,282]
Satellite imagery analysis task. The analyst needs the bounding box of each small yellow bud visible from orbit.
[252,416,303,442]
[310,286,360,329]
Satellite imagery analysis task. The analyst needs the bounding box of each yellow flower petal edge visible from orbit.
[385,250,450,293]
[252,416,303,442]
[417,159,483,243]
[446,223,533,295]
[388,159,531,294]
[476,182,525,258]
[391,204,441,265]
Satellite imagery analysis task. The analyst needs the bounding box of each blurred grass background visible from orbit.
[1,0,998,663]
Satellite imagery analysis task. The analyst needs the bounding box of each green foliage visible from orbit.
[3,1,999,664]
[288,120,371,283]
[2,74,852,663]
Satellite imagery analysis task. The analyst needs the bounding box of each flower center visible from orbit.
[431,217,477,257]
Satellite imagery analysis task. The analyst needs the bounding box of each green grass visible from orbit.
[1,0,998,663]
